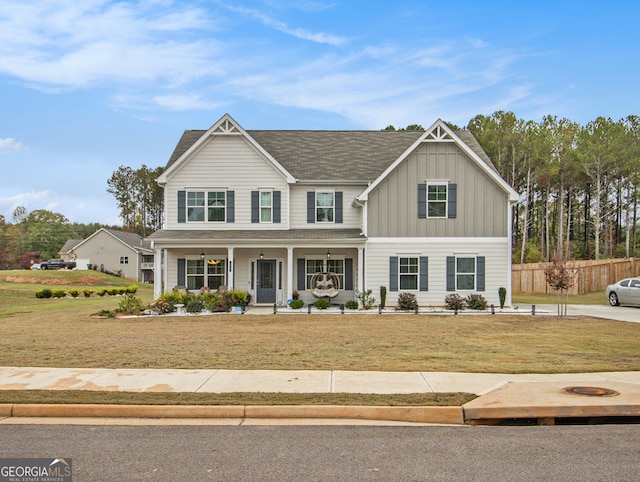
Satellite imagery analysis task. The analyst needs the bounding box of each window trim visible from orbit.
[186,258,227,291]
[119,256,129,265]
[398,256,419,291]
[305,257,344,290]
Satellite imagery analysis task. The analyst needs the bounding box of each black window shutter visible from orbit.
[227,191,235,223]
[448,183,457,219]
[419,256,428,291]
[335,192,343,223]
[178,191,186,223]
[297,258,306,290]
[177,258,186,286]
[344,258,353,290]
[389,256,398,292]
[446,256,456,291]
[418,184,426,219]
[307,192,315,223]
[251,191,259,223]
[273,191,281,223]
[476,256,485,291]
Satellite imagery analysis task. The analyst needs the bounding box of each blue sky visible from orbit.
[1,0,638,226]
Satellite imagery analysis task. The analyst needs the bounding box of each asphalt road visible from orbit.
[2,424,639,481]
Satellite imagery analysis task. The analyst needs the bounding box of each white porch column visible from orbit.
[153,247,162,299]
[227,247,234,289]
[287,246,294,301]
[358,247,364,293]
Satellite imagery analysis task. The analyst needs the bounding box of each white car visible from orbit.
[606,277,640,306]
[31,263,41,270]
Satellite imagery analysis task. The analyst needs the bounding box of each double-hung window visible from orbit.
[427,182,447,218]
[187,192,205,221]
[399,257,419,290]
[186,258,226,291]
[186,259,205,291]
[316,191,335,223]
[207,191,226,222]
[206,259,226,290]
[260,191,273,223]
[456,257,476,290]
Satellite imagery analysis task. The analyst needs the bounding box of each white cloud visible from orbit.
[225,5,348,46]
[0,138,24,152]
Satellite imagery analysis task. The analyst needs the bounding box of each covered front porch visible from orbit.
[149,229,366,306]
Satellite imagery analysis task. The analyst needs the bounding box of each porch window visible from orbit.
[207,259,226,290]
[306,259,344,289]
[316,191,335,222]
[186,259,205,290]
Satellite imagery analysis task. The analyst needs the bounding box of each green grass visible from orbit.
[1,271,638,407]
[512,290,607,306]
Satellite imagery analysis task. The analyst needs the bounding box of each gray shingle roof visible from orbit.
[104,229,152,251]
[164,128,493,182]
[60,239,82,254]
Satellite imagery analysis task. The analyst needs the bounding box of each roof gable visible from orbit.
[74,228,150,253]
[158,114,295,184]
[357,119,519,202]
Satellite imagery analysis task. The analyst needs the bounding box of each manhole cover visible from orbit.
[563,386,619,397]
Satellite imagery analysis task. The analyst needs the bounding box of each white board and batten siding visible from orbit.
[365,238,511,308]
[164,135,290,230]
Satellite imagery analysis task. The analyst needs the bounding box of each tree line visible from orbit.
[467,112,639,263]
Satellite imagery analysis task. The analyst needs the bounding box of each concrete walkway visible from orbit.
[1,366,639,425]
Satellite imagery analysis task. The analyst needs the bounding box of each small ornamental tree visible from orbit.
[544,254,577,317]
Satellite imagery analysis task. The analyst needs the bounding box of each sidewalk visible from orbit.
[1,366,639,425]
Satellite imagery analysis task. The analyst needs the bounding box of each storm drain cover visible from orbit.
[562,386,619,397]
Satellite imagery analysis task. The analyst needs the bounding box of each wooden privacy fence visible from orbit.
[512,258,640,295]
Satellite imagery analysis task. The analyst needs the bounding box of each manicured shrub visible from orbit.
[83,289,94,298]
[289,299,304,309]
[150,296,174,314]
[35,288,52,299]
[96,289,108,297]
[126,285,138,294]
[465,293,488,310]
[186,299,205,313]
[107,288,119,296]
[313,298,330,309]
[498,287,507,309]
[379,286,387,309]
[68,289,80,298]
[357,289,376,310]
[52,289,67,298]
[397,292,418,310]
[345,300,359,310]
[117,294,145,315]
[444,293,466,311]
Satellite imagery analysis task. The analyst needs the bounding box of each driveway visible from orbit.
[536,304,640,323]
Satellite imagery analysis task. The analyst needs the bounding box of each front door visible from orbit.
[257,259,277,303]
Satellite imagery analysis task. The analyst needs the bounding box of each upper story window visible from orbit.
[120,256,129,265]
[187,191,225,222]
[427,183,447,218]
[260,191,273,223]
[316,191,335,223]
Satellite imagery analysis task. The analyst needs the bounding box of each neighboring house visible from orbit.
[62,228,155,283]
[148,114,519,307]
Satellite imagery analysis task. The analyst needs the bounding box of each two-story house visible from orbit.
[148,114,518,308]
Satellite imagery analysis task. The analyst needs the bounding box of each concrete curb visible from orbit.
[0,404,464,425]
